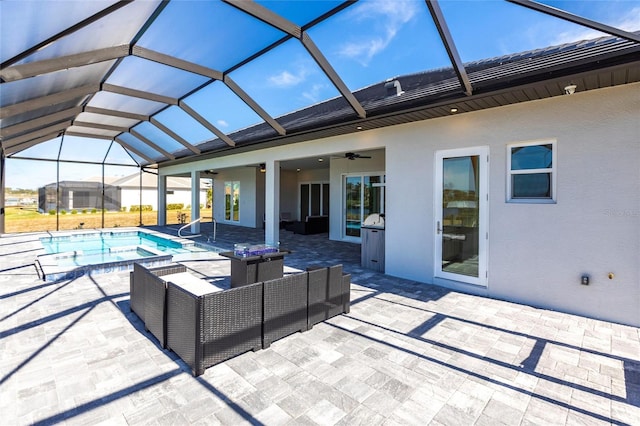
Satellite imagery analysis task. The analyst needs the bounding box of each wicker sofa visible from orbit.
[130,262,351,376]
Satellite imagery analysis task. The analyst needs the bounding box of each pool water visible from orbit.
[37,230,218,281]
[40,231,204,265]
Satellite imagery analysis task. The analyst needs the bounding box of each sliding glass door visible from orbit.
[343,174,385,240]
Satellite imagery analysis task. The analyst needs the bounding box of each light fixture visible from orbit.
[296,168,301,172]
[259,163,266,172]
[450,107,458,113]
[318,158,324,162]
[356,126,363,131]
[564,84,577,95]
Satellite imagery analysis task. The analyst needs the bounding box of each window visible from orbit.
[224,181,240,221]
[507,141,556,203]
[299,182,329,220]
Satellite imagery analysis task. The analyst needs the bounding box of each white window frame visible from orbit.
[224,180,240,222]
[507,139,557,203]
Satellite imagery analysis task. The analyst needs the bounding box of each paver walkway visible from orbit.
[1,224,638,425]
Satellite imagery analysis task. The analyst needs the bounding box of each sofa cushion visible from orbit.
[163,272,221,296]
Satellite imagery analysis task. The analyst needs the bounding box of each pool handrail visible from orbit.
[177,217,216,242]
[178,217,201,238]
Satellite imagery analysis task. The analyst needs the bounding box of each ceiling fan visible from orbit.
[344,152,371,160]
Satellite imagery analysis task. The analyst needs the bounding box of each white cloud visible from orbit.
[268,70,305,87]
[217,119,228,128]
[616,6,640,31]
[337,0,418,66]
[302,83,327,103]
[549,6,640,46]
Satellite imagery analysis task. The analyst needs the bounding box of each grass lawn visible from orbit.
[3,206,212,233]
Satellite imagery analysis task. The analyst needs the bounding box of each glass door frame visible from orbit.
[434,146,489,287]
[342,172,385,242]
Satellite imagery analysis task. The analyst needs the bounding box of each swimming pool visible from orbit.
[36,229,220,281]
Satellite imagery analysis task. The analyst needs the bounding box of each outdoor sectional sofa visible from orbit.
[130,262,350,376]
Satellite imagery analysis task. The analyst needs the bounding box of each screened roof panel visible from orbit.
[66,125,120,139]
[153,106,215,145]
[256,1,345,27]
[8,1,162,67]
[307,0,451,92]
[0,98,82,130]
[0,1,115,64]
[86,92,166,117]
[0,61,113,107]
[2,0,639,169]
[135,0,286,71]
[74,112,139,130]
[440,1,615,63]
[182,80,264,135]
[104,56,210,99]
[537,1,640,32]
[132,121,186,154]
[117,132,166,162]
[228,38,342,119]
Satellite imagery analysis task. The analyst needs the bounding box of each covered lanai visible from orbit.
[1,2,639,329]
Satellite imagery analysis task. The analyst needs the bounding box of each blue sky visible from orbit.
[4,0,640,190]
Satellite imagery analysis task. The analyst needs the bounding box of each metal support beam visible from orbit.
[102,83,178,105]
[3,133,62,156]
[150,117,201,154]
[3,122,70,148]
[115,137,156,164]
[1,106,82,139]
[130,129,176,160]
[223,0,301,38]
[226,0,365,119]
[0,84,99,119]
[426,0,473,96]
[132,46,224,80]
[83,106,149,121]
[508,0,640,44]
[72,121,129,133]
[301,32,367,118]
[179,101,236,147]
[0,45,130,82]
[64,131,117,140]
[223,75,286,136]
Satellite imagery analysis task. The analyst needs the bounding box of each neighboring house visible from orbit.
[38,174,208,212]
[109,173,208,212]
[38,181,121,212]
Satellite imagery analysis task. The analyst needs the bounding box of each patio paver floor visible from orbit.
[1,224,638,425]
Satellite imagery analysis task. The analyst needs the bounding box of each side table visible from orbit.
[219,249,292,288]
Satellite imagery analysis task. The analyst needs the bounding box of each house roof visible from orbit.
[1,1,639,168]
[111,172,195,189]
[40,173,203,190]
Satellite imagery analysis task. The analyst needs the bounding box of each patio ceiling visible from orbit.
[1,0,639,168]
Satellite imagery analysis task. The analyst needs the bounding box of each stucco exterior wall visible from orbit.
[159,83,638,326]
[380,83,639,326]
[212,167,258,228]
